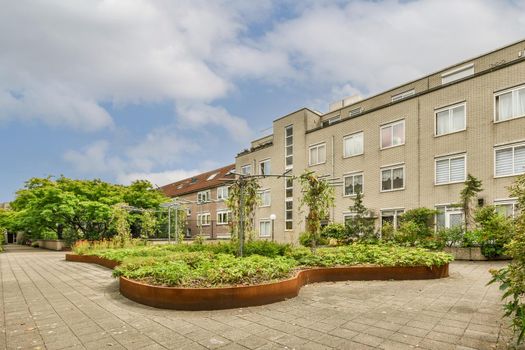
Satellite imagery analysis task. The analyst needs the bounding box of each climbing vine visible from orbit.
[226,177,260,242]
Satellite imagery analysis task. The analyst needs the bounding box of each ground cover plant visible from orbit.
[72,240,453,288]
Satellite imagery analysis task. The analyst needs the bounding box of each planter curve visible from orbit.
[66,253,449,310]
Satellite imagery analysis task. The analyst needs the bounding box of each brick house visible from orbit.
[160,164,235,239]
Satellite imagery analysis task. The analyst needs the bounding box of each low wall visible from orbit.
[66,253,449,311]
[443,247,510,261]
[38,240,69,251]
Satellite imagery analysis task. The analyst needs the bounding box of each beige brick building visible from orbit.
[236,39,525,243]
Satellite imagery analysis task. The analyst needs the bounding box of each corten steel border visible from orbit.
[65,253,119,269]
[65,253,449,310]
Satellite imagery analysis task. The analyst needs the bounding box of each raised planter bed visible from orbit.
[37,239,69,251]
[443,247,510,261]
[66,253,449,310]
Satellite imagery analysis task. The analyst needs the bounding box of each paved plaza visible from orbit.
[0,245,519,349]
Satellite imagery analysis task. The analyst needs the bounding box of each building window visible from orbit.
[343,132,364,158]
[435,154,466,185]
[495,143,525,177]
[186,208,191,216]
[260,189,271,207]
[381,209,404,229]
[495,84,525,122]
[285,177,293,230]
[322,116,340,127]
[217,186,229,200]
[435,103,466,136]
[241,164,252,175]
[259,159,271,176]
[197,190,211,203]
[494,199,519,218]
[259,219,272,237]
[197,213,211,226]
[391,89,415,102]
[381,165,404,192]
[285,125,293,169]
[349,107,362,117]
[436,205,464,229]
[343,173,363,196]
[309,143,326,166]
[217,211,230,225]
[441,64,474,85]
[380,120,405,149]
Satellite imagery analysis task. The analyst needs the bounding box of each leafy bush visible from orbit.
[243,240,291,257]
[489,175,525,345]
[380,222,395,242]
[31,241,39,248]
[321,223,346,241]
[436,226,465,247]
[299,232,327,247]
[474,206,514,258]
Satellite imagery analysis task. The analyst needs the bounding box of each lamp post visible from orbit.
[269,214,276,242]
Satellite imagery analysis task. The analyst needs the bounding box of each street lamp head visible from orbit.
[270,214,276,221]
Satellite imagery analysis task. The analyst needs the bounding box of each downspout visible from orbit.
[331,135,335,221]
[417,98,421,207]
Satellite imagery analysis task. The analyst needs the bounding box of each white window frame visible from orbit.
[285,125,293,170]
[494,198,519,218]
[494,84,525,123]
[241,164,252,175]
[434,153,467,185]
[259,158,271,176]
[197,213,211,226]
[380,119,405,150]
[216,210,230,225]
[197,190,211,203]
[308,142,327,166]
[217,186,229,201]
[323,116,340,126]
[435,204,464,230]
[494,142,525,178]
[343,131,364,158]
[380,164,405,192]
[343,172,364,197]
[260,189,271,207]
[259,219,272,237]
[391,89,415,102]
[441,64,474,85]
[380,208,405,230]
[285,177,293,231]
[434,102,467,137]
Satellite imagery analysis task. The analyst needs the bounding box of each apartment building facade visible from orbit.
[236,40,525,243]
[160,164,235,239]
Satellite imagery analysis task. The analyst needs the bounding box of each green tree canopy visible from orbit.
[8,176,169,241]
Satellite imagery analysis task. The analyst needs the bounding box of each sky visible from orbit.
[1,0,525,202]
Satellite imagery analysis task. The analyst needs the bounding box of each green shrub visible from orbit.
[31,241,39,248]
[436,226,464,247]
[474,206,514,258]
[243,240,291,257]
[321,223,346,240]
[380,222,395,242]
[299,232,327,247]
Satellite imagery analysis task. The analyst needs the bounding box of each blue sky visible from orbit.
[1,0,525,202]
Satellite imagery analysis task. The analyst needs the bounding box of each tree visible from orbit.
[299,171,335,250]
[459,174,483,231]
[7,176,170,242]
[345,191,376,242]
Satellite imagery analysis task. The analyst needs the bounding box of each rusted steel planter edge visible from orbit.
[65,253,449,310]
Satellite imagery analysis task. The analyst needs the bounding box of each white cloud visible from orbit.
[176,103,253,143]
[63,140,124,173]
[0,0,264,130]
[117,169,201,187]
[261,0,525,95]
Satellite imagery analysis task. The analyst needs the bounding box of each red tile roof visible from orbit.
[160,164,236,198]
